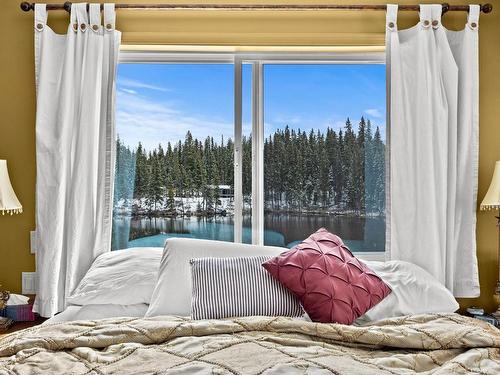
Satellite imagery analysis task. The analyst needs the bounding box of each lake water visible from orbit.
[112,214,385,252]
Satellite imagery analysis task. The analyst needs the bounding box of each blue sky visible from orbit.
[116,63,386,151]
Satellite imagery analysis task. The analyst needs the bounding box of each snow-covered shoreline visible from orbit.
[114,197,234,216]
[114,197,384,218]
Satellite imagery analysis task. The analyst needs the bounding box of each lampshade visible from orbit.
[481,160,500,211]
[0,160,22,215]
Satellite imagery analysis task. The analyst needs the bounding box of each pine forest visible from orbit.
[114,117,385,218]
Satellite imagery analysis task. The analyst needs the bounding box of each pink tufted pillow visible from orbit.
[262,228,391,324]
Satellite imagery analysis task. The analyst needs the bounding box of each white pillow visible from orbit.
[44,304,149,324]
[355,260,459,324]
[67,247,163,306]
[145,238,285,317]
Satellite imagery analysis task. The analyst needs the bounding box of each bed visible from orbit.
[41,304,149,324]
[1,313,499,373]
[1,237,499,374]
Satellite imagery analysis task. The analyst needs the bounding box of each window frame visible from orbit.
[118,50,386,261]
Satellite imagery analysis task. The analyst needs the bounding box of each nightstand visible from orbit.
[462,306,499,328]
[0,316,46,336]
[0,295,47,336]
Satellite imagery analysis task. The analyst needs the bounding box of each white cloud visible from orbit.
[115,88,387,151]
[272,115,302,125]
[364,108,383,118]
[116,90,233,151]
[119,77,171,93]
[120,88,138,95]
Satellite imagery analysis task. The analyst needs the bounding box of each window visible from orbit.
[112,61,238,250]
[262,64,386,252]
[112,52,386,256]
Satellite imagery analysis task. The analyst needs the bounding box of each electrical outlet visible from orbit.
[22,272,37,294]
[30,231,36,254]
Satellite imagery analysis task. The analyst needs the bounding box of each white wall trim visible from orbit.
[119,50,385,65]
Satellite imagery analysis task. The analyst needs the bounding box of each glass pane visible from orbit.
[262,64,386,251]
[112,63,235,250]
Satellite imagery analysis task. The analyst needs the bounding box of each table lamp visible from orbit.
[480,161,500,319]
[0,159,22,215]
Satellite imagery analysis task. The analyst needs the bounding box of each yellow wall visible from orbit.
[0,0,499,311]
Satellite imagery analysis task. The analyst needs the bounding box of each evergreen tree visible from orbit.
[166,186,175,213]
[114,136,136,206]
[134,142,149,199]
[373,126,386,214]
[342,118,357,211]
[114,116,386,218]
[147,149,164,212]
[355,117,367,213]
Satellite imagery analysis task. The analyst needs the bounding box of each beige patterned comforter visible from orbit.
[0,313,499,374]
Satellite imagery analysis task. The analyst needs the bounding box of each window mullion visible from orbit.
[252,62,264,245]
[233,57,243,243]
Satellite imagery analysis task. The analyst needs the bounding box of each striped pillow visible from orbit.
[190,256,303,320]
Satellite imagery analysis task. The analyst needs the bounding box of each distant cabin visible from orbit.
[207,184,233,198]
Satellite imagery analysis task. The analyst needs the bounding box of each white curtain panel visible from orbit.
[33,3,121,317]
[386,4,480,297]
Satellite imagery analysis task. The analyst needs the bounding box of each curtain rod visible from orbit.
[19,2,494,14]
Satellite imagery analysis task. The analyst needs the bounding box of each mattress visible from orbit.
[43,304,149,324]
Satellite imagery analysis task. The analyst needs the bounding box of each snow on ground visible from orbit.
[114,197,234,215]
